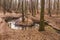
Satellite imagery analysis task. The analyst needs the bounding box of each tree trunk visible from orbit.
[57,0,59,15]
[22,0,25,22]
[25,0,27,16]
[39,0,45,31]
[31,0,33,16]
[17,0,20,12]
[48,0,51,17]
[54,0,55,10]
[37,0,38,14]
[3,0,6,14]
[0,0,1,9]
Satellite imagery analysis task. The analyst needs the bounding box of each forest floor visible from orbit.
[0,12,60,40]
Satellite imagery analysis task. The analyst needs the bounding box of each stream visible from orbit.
[7,17,60,34]
[8,21,22,30]
[7,20,40,30]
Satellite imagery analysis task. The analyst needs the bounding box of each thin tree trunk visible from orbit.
[3,0,6,14]
[9,0,12,12]
[0,0,1,10]
[37,0,38,14]
[31,0,33,16]
[25,0,27,16]
[48,0,51,17]
[17,0,20,12]
[54,0,55,10]
[57,0,59,15]
[22,0,25,22]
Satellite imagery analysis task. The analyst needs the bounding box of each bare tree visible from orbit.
[57,0,59,15]
[54,0,56,10]
[17,0,20,13]
[39,0,45,31]
[31,0,34,16]
[0,0,1,10]
[48,0,51,17]
[3,0,6,14]
[22,0,25,22]
[36,0,38,14]
[25,0,28,16]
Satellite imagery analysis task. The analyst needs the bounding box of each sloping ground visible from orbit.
[28,14,60,30]
[0,18,60,40]
[45,15,60,30]
[0,26,60,40]
[0,12,22,18]
[0,27,60,40]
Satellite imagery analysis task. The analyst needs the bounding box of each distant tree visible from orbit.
[6,0,12,13]
[25,0,27,16]
[9,0,12,12]
[54,0,56,10]
[39,0,45,31]
[37,0,38,12]
[45,0,49,14]
[33,0,36,16]
[22,0,25,22]
[57,0,59,15]
[50,0,53,15]
[0,0,1,6]
[31,0,33,16]
[17,0,20,12]
[31,0,36,16]
[0,0,1,10]
[11,0,17,12]
[3,0,6,14]
[48,0,52,17]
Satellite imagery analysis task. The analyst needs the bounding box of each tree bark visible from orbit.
[48,0,51,17]
[22,0,25,22]
[57,0,59,15]
[54,0,55,10]
[39,0,45,31]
